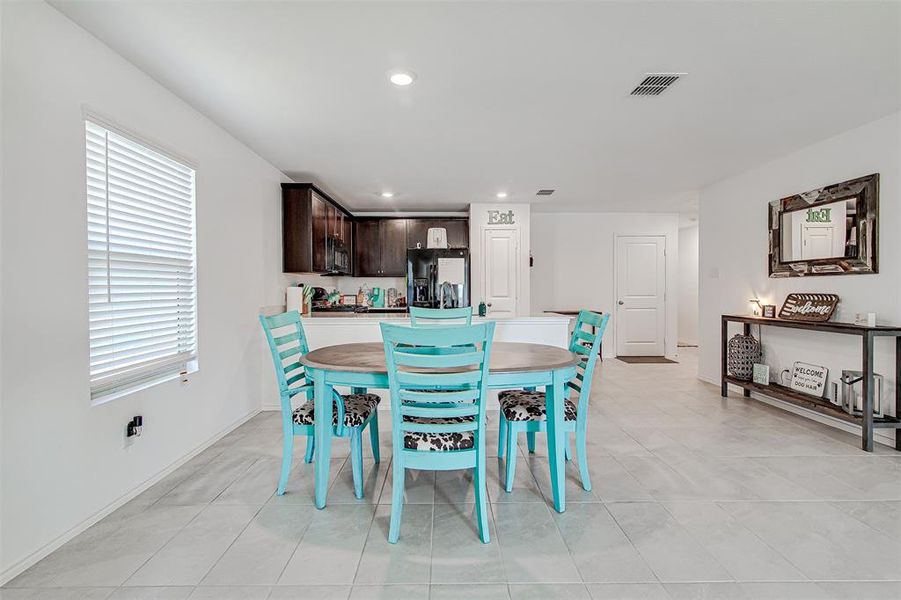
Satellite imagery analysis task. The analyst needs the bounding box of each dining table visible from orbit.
[300,341,581,512]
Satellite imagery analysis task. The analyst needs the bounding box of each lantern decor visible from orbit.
[840,370,884,417]
[727,333,762,381]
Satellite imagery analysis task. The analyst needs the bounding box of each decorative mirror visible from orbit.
[769,173,879,277]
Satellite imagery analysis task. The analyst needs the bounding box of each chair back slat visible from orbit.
[396,370,482,387]
[260,311,312,411]
[402,404,480,419]
[394,349,484,368]
[409,306,473,326]
[381,322,495,449]
[402,420,478,434]
[273,331,301,346]
[399,389,480,403]
[567,311,610,418]
[572,344,591,356]
[279,345,302,360]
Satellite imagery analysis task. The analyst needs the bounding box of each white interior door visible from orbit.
[801,225,836,260]
[615,235,666,356]
[482,227,519,316]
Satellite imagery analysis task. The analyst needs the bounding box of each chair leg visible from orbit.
[304,435,315,464]
[497,415,507,459]
[576,424,591,492]
[564,434,572,461]
[474,435,490,543]
[277,423,294,496]
[388,459,405,543]
[350,428,364,499]
[504,424,518,493]
[369,411,381,463]
[526,432,536,454]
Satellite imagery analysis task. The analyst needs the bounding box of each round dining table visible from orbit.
[300,341,580,512]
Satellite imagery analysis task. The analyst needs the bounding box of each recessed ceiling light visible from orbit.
[496,192,508,199]
[380,191,394,199]
[389,70,416,86]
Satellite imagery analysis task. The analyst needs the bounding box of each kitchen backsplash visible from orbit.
[286,274,406,297]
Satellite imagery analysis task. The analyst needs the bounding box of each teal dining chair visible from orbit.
[380,321,496,543]
[260,310,381,498]
[497,310,609,493]
[409,306,473,326]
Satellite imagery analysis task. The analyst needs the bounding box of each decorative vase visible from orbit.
[727,334,761,381]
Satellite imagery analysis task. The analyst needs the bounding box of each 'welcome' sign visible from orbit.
[790,361,828,397]
[778,293,839,322]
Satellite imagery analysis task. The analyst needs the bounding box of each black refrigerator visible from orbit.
[406,248,470,309]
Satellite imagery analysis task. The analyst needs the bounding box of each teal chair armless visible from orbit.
[260,311,381,499]
[381,321,495,543]
[409,306,473,326]
[497,310,609,492]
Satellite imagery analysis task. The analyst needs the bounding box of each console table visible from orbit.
[721,314,901,451]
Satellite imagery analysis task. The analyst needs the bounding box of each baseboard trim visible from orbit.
[698,374,893,448]
[0,408,261,586]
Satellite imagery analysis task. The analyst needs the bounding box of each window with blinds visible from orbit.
[86,120,197,402]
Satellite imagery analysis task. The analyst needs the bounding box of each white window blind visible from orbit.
[86,120,197,401]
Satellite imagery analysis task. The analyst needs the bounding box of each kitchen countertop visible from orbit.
[303,312,572,322]
[259,305,574,322]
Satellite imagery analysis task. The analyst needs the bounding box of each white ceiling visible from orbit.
[52,1,900,214]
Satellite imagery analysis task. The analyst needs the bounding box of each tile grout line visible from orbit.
[271,454,350,586]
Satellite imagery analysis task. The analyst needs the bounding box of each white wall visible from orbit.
[0,2,285,580]
[469,203,531,317]
[530,212,680,359]
[678,224,699,346]
[699,111,900,443]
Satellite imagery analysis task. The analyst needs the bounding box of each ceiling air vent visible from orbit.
[630,73,685,96]
[536,189,555,196]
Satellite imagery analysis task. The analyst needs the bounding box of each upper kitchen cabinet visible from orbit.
[282,183,353,274]
[381,219,408,275]
[406,218,469,249]
[354,218,408,277]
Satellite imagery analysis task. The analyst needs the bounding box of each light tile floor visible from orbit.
[5,349,901,599]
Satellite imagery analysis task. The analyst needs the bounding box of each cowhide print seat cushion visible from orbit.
[498,390,578,422]
[402,415,476,451]
[292,393,380,427]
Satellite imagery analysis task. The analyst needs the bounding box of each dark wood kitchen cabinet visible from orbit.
[354,219,381,276]
[380,219,408,275]
[405,218,469,249]
[282,183,352,273]
[310,192,328,272]
[354,218,408,277]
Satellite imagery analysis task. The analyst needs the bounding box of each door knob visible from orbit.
[487,303,492,307]
[617,300,624,305]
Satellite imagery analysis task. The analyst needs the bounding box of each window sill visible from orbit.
[91,361,199,406]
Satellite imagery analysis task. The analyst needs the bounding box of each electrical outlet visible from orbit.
[124,415,144,449]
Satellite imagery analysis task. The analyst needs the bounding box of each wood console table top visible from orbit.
[722,314,901,336]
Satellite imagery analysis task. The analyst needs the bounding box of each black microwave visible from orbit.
[325,237,350,275]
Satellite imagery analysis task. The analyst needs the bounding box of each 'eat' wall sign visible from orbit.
[487,210,515,225]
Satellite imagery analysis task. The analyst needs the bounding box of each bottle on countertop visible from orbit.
[478,300,487,317]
